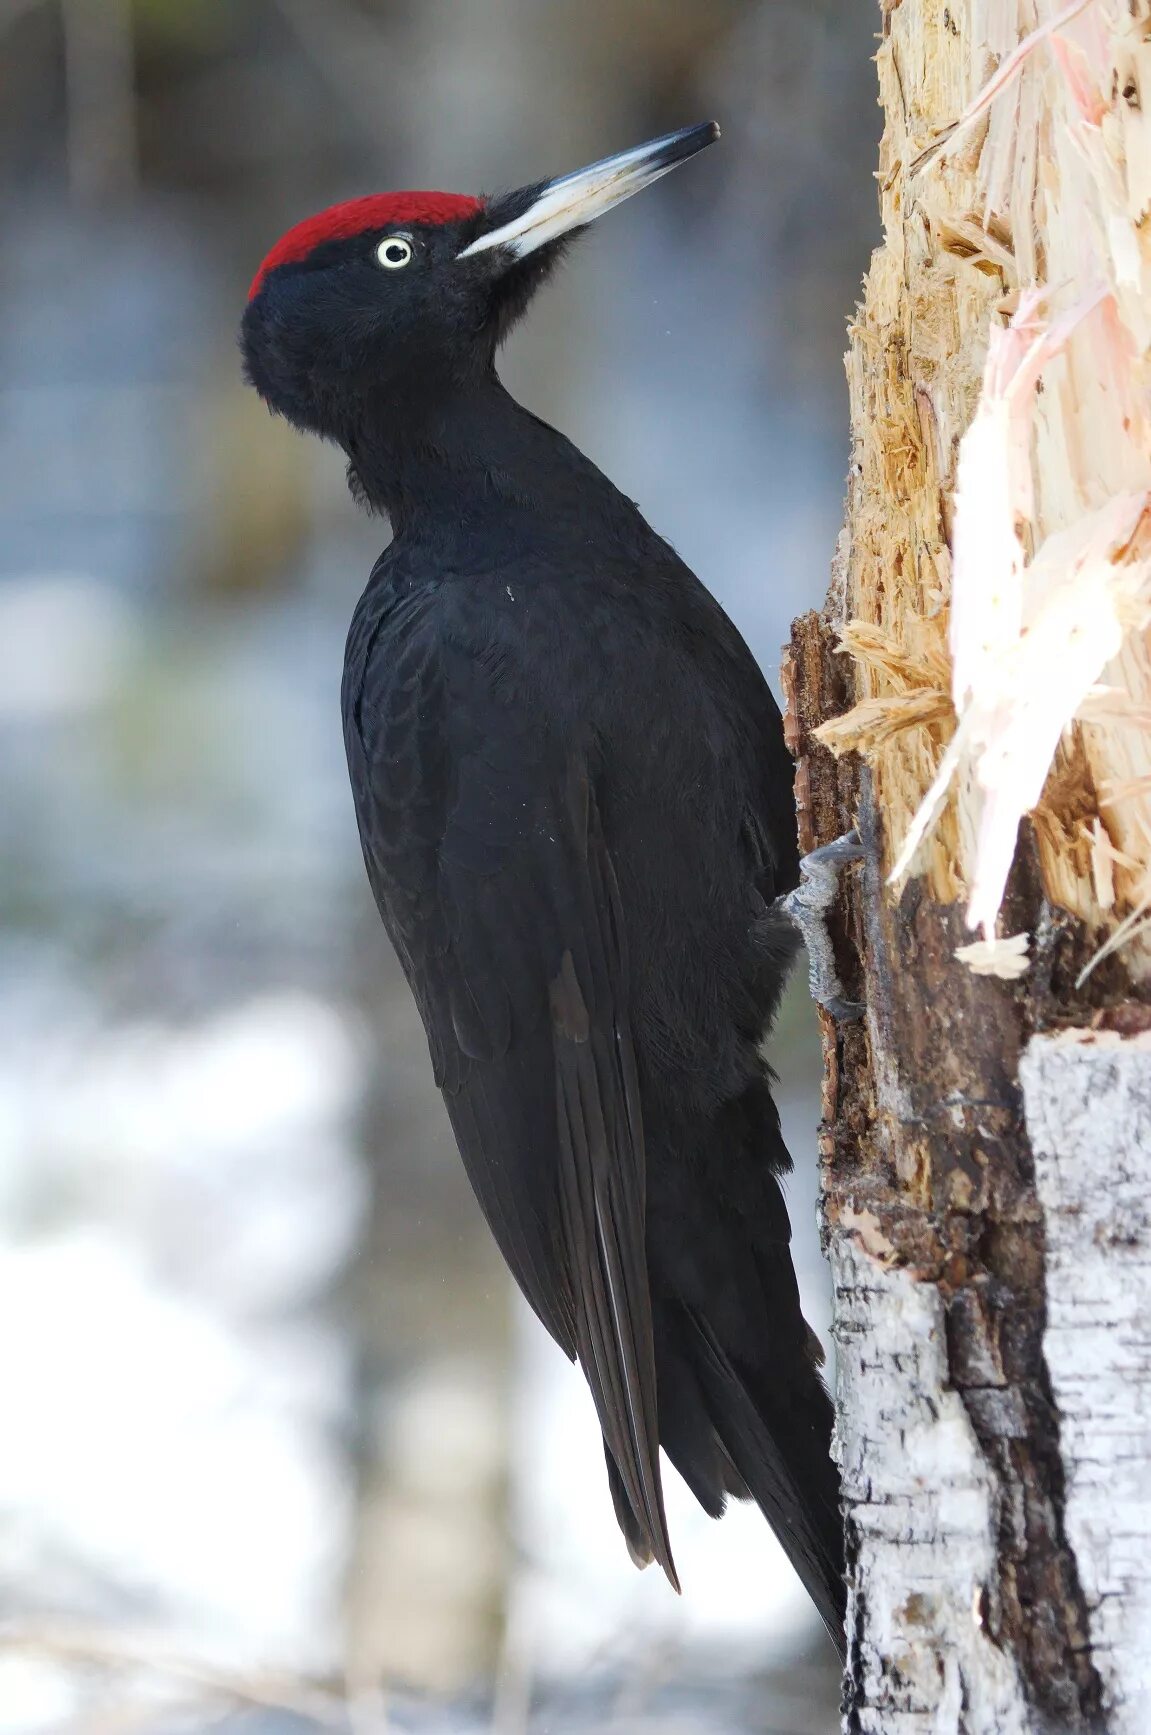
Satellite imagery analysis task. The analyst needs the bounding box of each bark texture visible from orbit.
[784,3,1151,1728]
[1020,1029,1151,1731]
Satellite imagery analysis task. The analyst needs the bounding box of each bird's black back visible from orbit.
[342,381,843,1649]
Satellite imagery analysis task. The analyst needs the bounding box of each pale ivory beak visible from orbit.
[458,122,720,260]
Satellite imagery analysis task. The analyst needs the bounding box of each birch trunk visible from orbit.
[784,3,1151,1728]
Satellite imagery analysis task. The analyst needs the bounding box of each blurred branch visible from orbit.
[0,1623,359,1730]
[0,0,46,35]
[61,0,137,201]
[272,0,396,152]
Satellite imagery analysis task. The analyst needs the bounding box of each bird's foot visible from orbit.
[780,831,865,1023]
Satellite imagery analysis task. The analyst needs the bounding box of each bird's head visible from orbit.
[240,122,719,447]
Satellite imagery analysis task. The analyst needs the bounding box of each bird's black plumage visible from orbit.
[242,126,845,1651]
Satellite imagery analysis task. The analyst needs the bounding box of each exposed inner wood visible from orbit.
[815,1,1151,964]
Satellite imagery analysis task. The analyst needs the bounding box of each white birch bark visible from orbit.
[834,1241,1032,1732]
[1021,1029,1151,1732]
[828,1026,1151,1731]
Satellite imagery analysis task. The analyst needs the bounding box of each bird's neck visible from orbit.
[344,374,615,539]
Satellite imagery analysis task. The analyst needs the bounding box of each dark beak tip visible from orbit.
[667,120,721,167]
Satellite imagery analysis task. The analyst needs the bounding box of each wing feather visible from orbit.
[346,607,675,1581]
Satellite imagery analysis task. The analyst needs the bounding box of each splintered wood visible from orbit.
[822,0,1151,977]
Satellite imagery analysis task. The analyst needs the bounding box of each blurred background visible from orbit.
[0,2,878,1730]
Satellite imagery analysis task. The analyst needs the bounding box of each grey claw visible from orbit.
[799,829,865,873]
[779,830,864,1023]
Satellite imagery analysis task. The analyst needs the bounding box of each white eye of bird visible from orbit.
[376,235,413,270]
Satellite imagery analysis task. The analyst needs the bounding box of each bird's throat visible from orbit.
[343,375,608,542]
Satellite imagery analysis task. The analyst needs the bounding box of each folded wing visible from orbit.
[345,608,677,1585]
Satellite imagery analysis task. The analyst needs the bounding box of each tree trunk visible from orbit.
[784,3,1151,1728]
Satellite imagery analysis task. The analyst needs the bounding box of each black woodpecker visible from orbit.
[241,124,845,1652]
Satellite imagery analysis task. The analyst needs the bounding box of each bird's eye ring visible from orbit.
[376,236,414,270]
